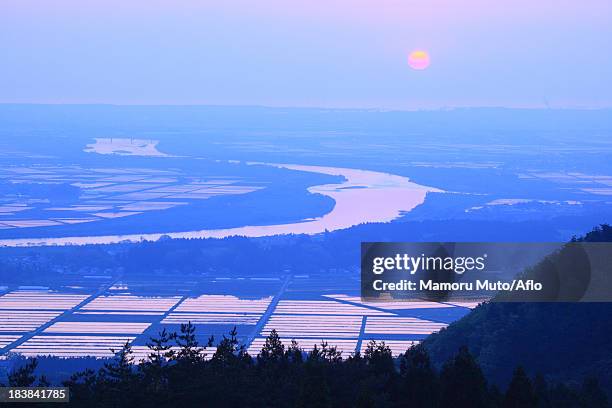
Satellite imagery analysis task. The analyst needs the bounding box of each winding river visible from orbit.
[0,163,440,247]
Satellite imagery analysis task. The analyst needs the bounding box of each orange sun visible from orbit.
[408,50,430,70]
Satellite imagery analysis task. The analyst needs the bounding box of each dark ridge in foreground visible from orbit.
[423,224,612,392]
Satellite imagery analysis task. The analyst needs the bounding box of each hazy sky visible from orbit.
[1,0,611,109]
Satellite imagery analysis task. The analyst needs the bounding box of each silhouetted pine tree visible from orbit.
[147,327,176,363]
[353,341,394,407]
[258,328,285,366]
[532,373,551,408]
[580,377,608,408]
[209,326,253,407]
[489,384,504,408]
[296,344,334,408]
[103,341,134,382]
[286,338,304,363]
[8,358,37,387]
[308,341,343,364]
[503,366,537,408]
[282,339,305,407]
[62,368,98,407]
[175,321,202,363]
[364,340,394,375]
[37,374,51,387]
[549,382,583,407]
[255,330,296,407]
[100,341,136,407]
[439,346,488,408]
[138,328,175,404]
[211,326,246,367]
[398,344,438,407]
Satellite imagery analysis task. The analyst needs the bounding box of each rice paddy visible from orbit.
[0,278,469,360]
[0,335,21,348]
[0,291,88,310]
[162,313,261,325]
[360,340,420,357]
[0,163,263,238]
[364,317,448,335]
[175,295,272,314]
[273,300,393,316]
[323,294,457,310]
[43,322,151,335]
[247,338,358,356]
[14,335,137,358]
[261,315,363,338]
[0,311,61,332]
[81,295,182,312]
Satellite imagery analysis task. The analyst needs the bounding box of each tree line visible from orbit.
[4,323,607,408]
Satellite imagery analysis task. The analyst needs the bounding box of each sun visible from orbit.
[408,50,430,70]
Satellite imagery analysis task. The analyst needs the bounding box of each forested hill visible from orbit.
[423,224,612,391]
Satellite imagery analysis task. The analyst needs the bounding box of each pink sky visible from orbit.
[1,0,611,108]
